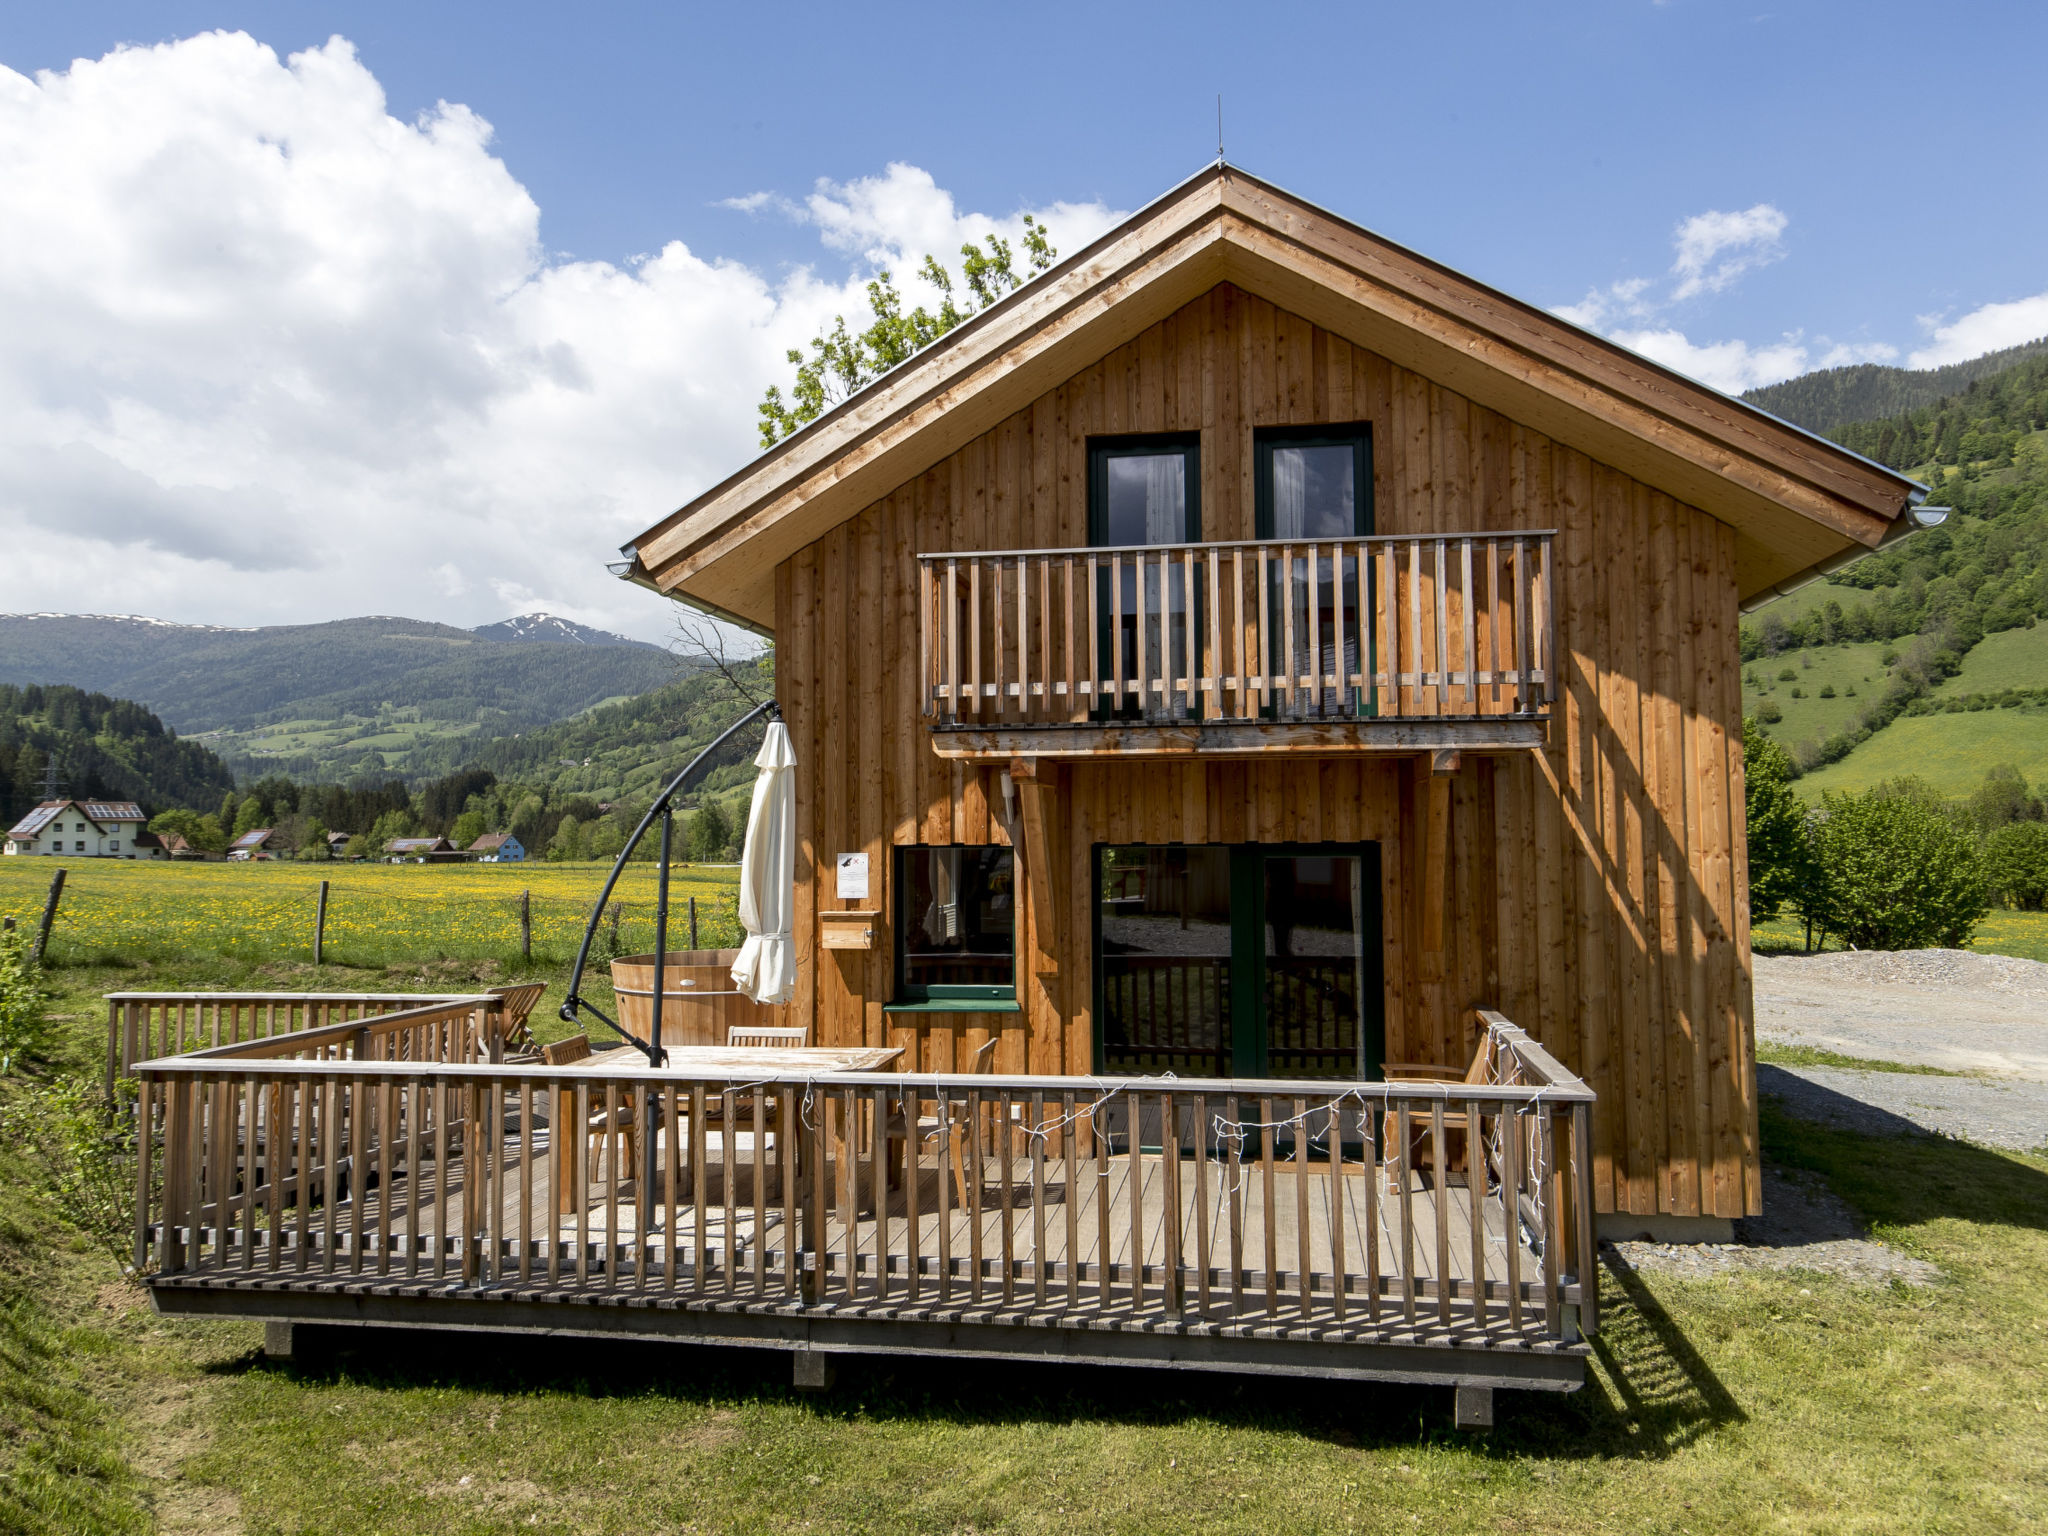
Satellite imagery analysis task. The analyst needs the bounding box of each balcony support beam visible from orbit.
[930,719,1545,761]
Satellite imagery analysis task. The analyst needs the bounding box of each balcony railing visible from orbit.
[919,532,1553,730]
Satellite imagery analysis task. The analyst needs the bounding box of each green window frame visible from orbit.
[892,844,1018,1006]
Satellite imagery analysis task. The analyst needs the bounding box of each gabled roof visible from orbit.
[387,836,453,852]
[7,799,146,839]
[623,164,1922,630]
[470,832,517,851]
[229,828,276,850]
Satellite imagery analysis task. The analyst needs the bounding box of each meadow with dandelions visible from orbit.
[0,857,744,968]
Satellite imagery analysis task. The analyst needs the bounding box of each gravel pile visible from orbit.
[1755,948,2048,994]
[1609,1166,1942,1286]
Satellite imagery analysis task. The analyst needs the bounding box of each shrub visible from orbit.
[1755,699,1783,724]
[1819,683,1836,698]
[1743,721,1810,922]
[7,1078,141,1266]
[1984,821,2048,910]
[1790,687,1805,699]
[1777,666,1798,682]
[0,927,52,1075]
[1803,783,1990,950]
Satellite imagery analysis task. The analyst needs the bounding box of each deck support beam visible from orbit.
[1454,1384,1493,1429]
[792,1347,837,1393]
[263,1321,295,1360]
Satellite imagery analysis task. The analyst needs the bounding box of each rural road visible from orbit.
[1752,950,2048,1153]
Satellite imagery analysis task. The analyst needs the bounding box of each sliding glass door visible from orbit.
[1093,843,1384,1080]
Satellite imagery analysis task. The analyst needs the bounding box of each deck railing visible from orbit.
[105,991,509,1092]
[918,531,1554,726]
[131,1008,1596,1344]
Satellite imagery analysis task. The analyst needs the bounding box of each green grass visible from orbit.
[1754,1042,1967,1076]
[1753,907,2048,960]
[1739,639,1894,757]
[1793,706,2048,801]
[1945,622,2048,693]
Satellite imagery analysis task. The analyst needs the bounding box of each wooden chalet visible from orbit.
[125,167,1923,1419]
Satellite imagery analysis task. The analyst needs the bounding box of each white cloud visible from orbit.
[1908,291,2048,368]
[1603,327,1813,394]
[1816,339,1900,369]
[1669,204,1788,301]
[0,34,1122,641]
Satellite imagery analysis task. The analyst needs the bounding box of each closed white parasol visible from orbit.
[730,720,798,1005]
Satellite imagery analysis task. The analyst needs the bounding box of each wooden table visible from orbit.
[553,1046,904,1212]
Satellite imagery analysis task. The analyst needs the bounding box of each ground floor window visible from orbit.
[1094,842,1383,1080]
[894,845,1017,1003]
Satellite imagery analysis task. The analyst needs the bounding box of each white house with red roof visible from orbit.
[4,799,149,858]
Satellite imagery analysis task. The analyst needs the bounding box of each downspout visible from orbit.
[1738,499,1950,614]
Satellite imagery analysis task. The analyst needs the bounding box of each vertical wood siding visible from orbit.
[773,283,1758,1219]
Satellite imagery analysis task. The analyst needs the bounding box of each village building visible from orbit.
[385,835,457,861]
[469,831,527,863]
[4,799,148,858]
[227,828,289,860]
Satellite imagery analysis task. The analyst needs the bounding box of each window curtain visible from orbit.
[1143,455,1185,544]
[1272,448,1307,539]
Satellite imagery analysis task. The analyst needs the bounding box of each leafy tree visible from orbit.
[587,816,625,865]
[1983,821,2048,911]
[366,807,415,854]
[299,820,331,859]
[758,220,1056,447]
[450,809,488,850]
[1742,720,1809,921]
[219,790,239,827]
[1803,780,1990,950]
[1968,764,2044,832]
[232,795,267,836]
[687,797,734,862]
[548,816,589,863]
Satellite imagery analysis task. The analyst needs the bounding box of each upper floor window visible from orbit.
[895,845,1016,1003]
[1255,425,1373,541]
[1088,434,1200,548]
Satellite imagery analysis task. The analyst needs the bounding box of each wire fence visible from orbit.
[0,860,746,968]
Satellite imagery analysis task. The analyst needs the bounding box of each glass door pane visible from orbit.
[1096,846,1233,1075]
[1261,853,1371,1078]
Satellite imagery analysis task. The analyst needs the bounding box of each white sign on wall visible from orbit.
[835,852,869,900]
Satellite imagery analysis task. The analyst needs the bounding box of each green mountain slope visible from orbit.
[0,684,236,823]
[1742,336,2048,435]
[0,613,682,781]
[1741,347,2048,796]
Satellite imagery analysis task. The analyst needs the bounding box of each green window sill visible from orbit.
[883,999,1022,1015]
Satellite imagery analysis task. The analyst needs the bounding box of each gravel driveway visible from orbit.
[1753,949,2048,1153]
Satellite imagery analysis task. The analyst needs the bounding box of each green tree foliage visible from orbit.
[1967,764,2045,831]
[1743,721,1810,921]
[449,809,488,850]
[547,815,589,862]
[1801,780,1991,950]
[688,797,734,862]
[1983,821,2048,911]
[758,220,1056,447]
[1742,336,2048,434]
[299,819,331,858]
[10,1077,139,1264]
[0,683,235,825]
[366,807,415,852]
[232,794,267,836]
[147,808,228,853]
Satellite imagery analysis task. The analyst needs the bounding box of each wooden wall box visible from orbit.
[820,910,880,950]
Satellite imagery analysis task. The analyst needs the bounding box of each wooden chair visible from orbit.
[726,1025,809,1049]
[488,982,548,1060]
[884,1037,1001,1206]
[542,1034,640,1212]
[1380,1021,1495,1193]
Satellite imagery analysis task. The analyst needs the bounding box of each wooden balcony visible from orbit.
[126,997,1597,1406]
[918,532,1554,759]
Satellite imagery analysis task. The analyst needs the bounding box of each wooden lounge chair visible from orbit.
[542,1034,641,1212]
[883,1037,1000,1206]
[488,982,548,1060]
[1380,1019,1494,1193]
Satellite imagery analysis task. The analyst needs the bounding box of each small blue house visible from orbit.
[470,831,525,863]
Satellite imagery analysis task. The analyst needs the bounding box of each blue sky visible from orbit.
[1,2,2043,634]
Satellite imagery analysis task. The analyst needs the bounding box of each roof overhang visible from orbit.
[624,166,1923,633]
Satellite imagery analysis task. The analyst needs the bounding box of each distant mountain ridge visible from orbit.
[468,613,643,646]
[1743,336,2048,435]
[0,612,682,779]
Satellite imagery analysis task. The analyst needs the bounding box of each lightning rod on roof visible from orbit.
[1217,95,1224,163]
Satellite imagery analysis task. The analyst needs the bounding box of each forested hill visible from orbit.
[1742,336,2048,436]
[0,684,236,824]
[1738,343,2048,789]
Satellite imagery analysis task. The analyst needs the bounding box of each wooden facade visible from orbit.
[774,282,1755,1220]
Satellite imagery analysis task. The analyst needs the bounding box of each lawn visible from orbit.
[1946,621,2048,693]
[1792,705,2048,802]
[0,858,744,972]
[1739,638,1894,758]
[5,880,2048,1532]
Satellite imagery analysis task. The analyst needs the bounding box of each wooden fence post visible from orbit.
[519,889,532,962]
[313,879,330,965]
[688,896,698,951]
[607,900,622,954]
[32,868,65,965]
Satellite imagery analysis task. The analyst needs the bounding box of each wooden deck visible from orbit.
[132,997,1596,1398]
